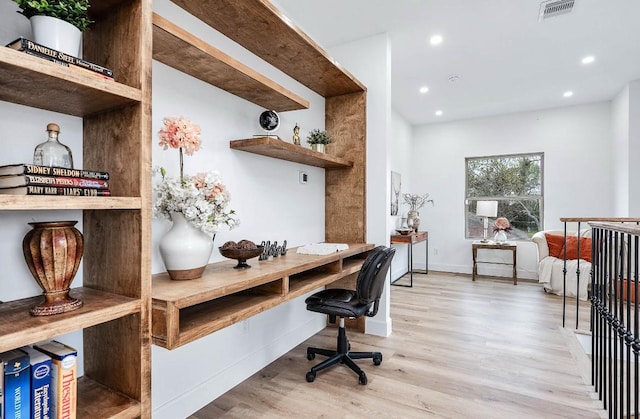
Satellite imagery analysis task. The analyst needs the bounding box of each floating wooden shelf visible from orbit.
[0,287,141,353]
[0,48,141,117]
[0,196,142,210]
[152,244,373,349]
[152,13,309,112]
[230,137,353,168]
[171,0,365,98]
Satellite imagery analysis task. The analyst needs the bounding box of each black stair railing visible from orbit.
[590,221,639,418]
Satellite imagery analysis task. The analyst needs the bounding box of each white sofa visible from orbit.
[531,229,592,300]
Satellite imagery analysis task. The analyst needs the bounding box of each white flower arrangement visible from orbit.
[153,116,239,234]
[153,169,239,234]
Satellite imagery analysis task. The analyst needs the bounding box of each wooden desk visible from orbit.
[390,231,428,288]
[472,241,517,285]
[152,243,374,349]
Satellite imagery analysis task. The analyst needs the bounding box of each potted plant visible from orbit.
[13,0,93,57]
[306,129,331,153]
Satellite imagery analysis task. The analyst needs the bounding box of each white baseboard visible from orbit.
[366,316,392,337]
[420,262,538,280]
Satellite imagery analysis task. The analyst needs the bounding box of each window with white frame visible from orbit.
[465,152,544,240]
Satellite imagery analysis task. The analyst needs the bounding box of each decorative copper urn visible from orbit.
[22,221,84,316]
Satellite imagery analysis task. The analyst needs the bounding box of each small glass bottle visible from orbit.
[33,123,74,168]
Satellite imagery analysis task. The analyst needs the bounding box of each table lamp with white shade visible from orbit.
[476,201,498,242]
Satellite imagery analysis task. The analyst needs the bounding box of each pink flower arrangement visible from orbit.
[493,217,512,233]
[158,116,201,180]
[153,117,239,233]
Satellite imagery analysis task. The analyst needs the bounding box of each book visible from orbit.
[0,174,109,189]
[33,342,77,419]
[7,37,114,79]
[0,186,111,196]
[0,164,109,180]
[19,49,113,81]
[0,349,31,419]
[20,347,51,419]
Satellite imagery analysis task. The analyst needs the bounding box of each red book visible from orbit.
[0,174,109,189]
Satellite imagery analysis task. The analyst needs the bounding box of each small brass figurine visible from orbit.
[293,123,300,145]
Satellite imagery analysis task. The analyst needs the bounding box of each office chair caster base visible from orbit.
[358,371,367,385]
[306,371,316,382]
[373,354,382,365]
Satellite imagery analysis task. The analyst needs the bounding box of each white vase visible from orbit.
[407,210,420,232]
[30,15,82,57]
[494,230,508,243]
[159,212,214,280]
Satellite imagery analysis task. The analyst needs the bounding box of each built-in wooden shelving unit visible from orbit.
[0,0,152,416]
[152,13,309,112]
[152,244,373,349]
[149,0,370,348]
[230,136,353,168]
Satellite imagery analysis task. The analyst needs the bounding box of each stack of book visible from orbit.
[6,37,114,81]
[0,341,78,419]
[0,164,111,196]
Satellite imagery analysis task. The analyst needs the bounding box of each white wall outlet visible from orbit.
[299,171,308,184]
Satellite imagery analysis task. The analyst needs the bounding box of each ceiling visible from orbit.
[272,0,640,126]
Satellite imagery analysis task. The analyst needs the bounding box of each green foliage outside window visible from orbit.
[466,153,543,240]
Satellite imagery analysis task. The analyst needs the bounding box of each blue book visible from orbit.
[20,347,51,419]
[32,342,76,419]
[0,349,31,419]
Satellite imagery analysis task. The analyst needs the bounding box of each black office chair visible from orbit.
[304,246,395,385]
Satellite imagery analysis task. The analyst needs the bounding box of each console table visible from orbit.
[390,231,428,288]
[471,241,517,285]
[151,243,374,349]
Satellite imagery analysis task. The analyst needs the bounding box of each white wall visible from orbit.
[628,80,640,215]
[410,102,613,279]
[327,34,393,336]
[389,110,413,281]
[612,85,630,216]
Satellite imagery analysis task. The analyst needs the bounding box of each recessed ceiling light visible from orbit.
[435,110,443,116]
[563,91,574,98]
[429,35,443,46]
[419,86,429,94]
[581,55,595,64]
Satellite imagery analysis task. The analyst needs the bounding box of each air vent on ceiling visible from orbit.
[538,0,575,21]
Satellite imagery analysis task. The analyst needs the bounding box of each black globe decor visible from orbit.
[259,110,280,135]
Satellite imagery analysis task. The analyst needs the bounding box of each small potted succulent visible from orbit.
[13,0,93,56]
[306,129,331,153]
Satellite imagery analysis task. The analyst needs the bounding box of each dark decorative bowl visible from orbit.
[219,246,264,269]
[396,228,413,236]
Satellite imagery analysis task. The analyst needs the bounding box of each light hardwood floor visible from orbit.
[191,272,605,418]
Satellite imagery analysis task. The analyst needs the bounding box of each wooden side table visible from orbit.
[390,231,428,288]
[472,241,517,285]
